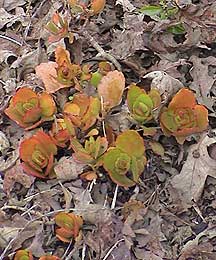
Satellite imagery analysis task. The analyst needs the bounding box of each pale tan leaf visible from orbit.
[35,61,67,93]
[97,70,125,111]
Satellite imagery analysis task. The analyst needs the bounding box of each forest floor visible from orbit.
[0,0,216,259]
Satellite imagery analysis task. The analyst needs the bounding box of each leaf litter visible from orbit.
[0,0,216,259]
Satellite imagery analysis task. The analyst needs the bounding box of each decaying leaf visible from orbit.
[3,162,35,196]
[169,132,216,206]
[143,71,183,104]
[54,156,85,180]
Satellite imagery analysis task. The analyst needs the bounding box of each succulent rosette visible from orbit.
[103,130,146,187]
[5,87,56,130]
[127,84,161,124]
[19,131,57,178]
[55,212,83,243]
[160,88,208,144]
[14,249,33,260]
[70,136,108,164]
[55,46,81,86]
[64,93,100,131]
[50,116,76,148]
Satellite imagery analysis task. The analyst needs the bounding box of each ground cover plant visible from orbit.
[0,0,216,259]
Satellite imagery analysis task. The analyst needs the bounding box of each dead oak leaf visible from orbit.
[189,55,216,110]
[54,156,85,181]
[3,162,35,196]
[170,132,216,206]
[35,62,67,93]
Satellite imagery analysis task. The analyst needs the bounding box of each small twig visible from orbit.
[82,30,122,71]
[0,34,22,46]
[102,239,124,260]
[111,184,119,210]
[61,239,73,260]
[81,243,87,260]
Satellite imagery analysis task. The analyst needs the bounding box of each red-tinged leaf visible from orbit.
[19,131,57,178]
[160,88,208,143]
[55,212,83,242]
[80,171,97,181]
[168,88,196,110]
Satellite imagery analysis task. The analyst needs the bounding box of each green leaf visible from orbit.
[167,23,186,35]
[116,130,145,158]
[139,5,163,17]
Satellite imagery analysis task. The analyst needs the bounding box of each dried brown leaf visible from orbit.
[170,132,216,206]
[54,156,85,181]
[3,162,35,196]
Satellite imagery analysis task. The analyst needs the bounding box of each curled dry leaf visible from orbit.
[3,162,35,196]
[170,132,216,206]
[160,88,208,144]
[97,70,125,111]
[143,71,183,104]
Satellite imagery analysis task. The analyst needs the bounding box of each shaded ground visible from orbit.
[0,0,216,259]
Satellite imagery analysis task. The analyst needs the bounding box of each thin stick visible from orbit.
[61,239,73,259]
[81,243,86,260]
[82,30,121,71]
[102,239,124,260]
[0,34,22,46]
[111,184,119,210]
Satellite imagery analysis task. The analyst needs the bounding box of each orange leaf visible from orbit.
[90,0,106,14]
[168,88,196,110]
